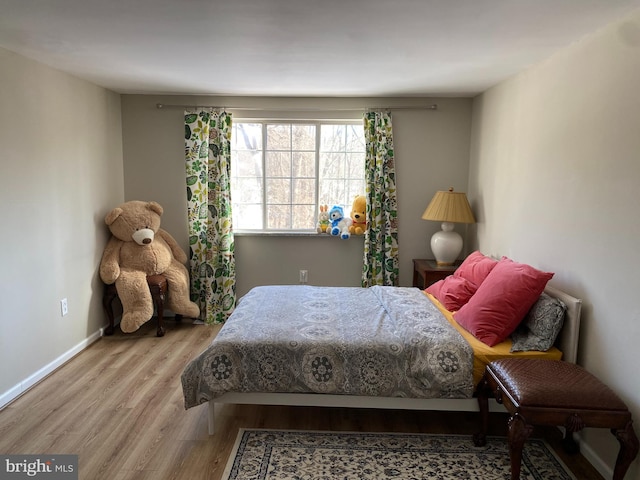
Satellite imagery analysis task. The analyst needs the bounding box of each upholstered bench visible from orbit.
[474,358,639,480]
[102,274,181,337]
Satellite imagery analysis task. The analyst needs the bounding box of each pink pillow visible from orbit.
[454,251,498,289]
[426,276,477,311]
[454,258,554,346]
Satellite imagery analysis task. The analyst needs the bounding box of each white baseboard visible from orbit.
[0,327,105,409]
[559,430,613,479]
[578,433,613,480]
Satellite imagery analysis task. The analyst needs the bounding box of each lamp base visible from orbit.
[430,222,463,267]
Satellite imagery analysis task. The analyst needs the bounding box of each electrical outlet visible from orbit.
[299,270,308,284]
[60,298,68,316]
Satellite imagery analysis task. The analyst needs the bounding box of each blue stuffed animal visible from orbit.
[328,205,352,239]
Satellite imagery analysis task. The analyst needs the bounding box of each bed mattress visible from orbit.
[181,285,476,409]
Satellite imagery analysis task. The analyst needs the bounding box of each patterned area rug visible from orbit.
[222,429,576,480]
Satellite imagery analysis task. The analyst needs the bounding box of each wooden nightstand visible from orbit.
[412,259,462,289]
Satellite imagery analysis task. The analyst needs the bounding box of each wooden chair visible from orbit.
[102,274,181,337]
[474,358,639,480]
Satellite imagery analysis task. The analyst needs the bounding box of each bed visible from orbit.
[181,255,582,435]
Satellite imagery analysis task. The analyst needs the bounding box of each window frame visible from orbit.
[231,119,365,234]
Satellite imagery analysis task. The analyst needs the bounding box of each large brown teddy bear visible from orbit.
[99,201,200,333]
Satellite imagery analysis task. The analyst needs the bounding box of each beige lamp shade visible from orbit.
[422,188,475,266]
[421,187,476,224]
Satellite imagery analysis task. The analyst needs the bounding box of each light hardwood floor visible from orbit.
[0,319,604,480]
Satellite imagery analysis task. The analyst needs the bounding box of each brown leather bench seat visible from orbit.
[474,358,639,480]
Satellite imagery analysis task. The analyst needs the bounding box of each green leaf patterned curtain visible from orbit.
[184,110,236,323]
[362,111,399,287]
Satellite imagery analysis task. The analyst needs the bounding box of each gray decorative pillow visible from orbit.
[510,293,566,352]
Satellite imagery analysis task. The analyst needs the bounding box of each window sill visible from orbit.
[234,231,365,239]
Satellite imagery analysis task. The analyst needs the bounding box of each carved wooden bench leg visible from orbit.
[154,286,165,337]
[612,420,640,480]
[148,278,166,337]
[562,413,582,454]
[508,413,533,480]
[102,285,117,336]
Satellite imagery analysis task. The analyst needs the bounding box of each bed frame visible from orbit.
[206,285,582,434]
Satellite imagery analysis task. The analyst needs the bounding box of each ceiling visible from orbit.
[1,0,639,97]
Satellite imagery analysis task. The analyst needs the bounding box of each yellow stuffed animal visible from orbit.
[349,195,367,235]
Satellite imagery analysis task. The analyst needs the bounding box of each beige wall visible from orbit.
[0,48,124,404]
[120,95,473,296]
[468,10,640,478]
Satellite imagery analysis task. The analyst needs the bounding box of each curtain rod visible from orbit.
[155,103,438,112]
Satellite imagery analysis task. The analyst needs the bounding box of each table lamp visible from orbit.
[421,187,475,266]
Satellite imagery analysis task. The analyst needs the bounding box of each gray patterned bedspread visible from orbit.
[181,285,474,409]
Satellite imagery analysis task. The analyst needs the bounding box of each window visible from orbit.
[231,121,365,232]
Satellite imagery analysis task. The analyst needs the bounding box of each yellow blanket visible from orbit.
[424,292,562,387]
